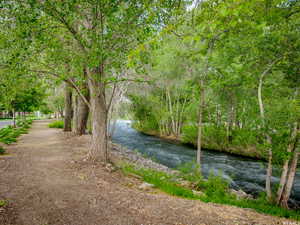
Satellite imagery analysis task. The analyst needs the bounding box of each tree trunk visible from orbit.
[276,121,298,204]
[280,150,299,208]
[87,72,108,162]
[12,109,16,128]
[75,86,90,135]
[73,95,78,133]
[258,69,273,200]
[197,79,205,165]
[279,121,299,208]
[63,83,73,132]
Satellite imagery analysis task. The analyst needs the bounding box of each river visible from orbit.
[112,120,300,204]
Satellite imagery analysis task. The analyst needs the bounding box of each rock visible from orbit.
[192,190,205,197]
[230,189,253,200]
[105,163,116,172]
[180,180,192,188]
[138,182,155,190]
[111,143,174,174]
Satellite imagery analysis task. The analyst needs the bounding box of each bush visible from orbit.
[181,124,198,145]
[48,120,64,129]
[177,161,203,186]
[0,146,5,155]
[0,200,7,207]
[201,172,230,200]
[0,119,33,145]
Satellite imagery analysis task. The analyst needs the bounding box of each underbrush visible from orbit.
[0,119,33,145]
[121,162,300,221]
[48,120,64,129]
[181,124,262,158]
[0,146,5,155]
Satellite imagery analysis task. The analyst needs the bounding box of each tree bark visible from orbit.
[280,150,299,208]
[197,79,205,165]
[12,109,16,128]
[258,68,273,200]
[276,121,298,204]
[64,82,73,132]
[75,85,90,135]
[87,71,108,162]
[72,95,78,133]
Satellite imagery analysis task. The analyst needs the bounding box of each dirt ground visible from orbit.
[0,120,298,225]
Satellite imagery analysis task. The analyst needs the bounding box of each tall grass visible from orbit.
[0,119,33,145]
[48,120,64,129]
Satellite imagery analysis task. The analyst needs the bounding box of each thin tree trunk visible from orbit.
[276,121,298,204]
[12,109,16,128]
[216,104,221,127]
[166,88,176,136]
[73,95,78,133]
[75,84,90,135]
[197,79,205,164]
[257,60,279,200]
[196,39,215,165]
[64,83,73,132]
[87,71,108,162]
[258,73,273,200]
[280,149,299,208]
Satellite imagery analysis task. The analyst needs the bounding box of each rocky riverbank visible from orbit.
[110,142,254,201]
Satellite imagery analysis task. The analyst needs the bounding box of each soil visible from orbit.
[0,120,298,225]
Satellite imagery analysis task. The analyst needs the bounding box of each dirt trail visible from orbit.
[0,120,298,225]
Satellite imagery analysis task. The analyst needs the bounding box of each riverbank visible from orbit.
[2,120,299,224]
[135,127,265,160]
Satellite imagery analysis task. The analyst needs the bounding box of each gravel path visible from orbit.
[0,120,298,225]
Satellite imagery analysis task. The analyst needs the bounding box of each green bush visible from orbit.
[48,120,64,129]
[181,124,198,144]
[0,146,5,155]
[0,119,32,145]
[201,172,230,200]
[177,161,203,185]
[0,200,7,207]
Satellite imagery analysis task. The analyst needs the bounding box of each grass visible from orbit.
[48,120,64,129]
[0,119,33,145]
[0,146,5,155]
[120,163,300,221]
[0,200,7,207]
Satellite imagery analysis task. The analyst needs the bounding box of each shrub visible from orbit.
[48,120,64,129]
[201,171,230,200]
[181,124,197,145]
[177,161,203,185]
[0,119,32,145]
[0,200,7,207]
[0,146,5,155]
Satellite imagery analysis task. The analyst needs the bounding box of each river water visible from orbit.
[112,120,300,203]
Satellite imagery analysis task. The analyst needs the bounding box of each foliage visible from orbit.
[0,200,7,207]
[0,146,5,155]
[0,120,32,145]
[48,120,64,129]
